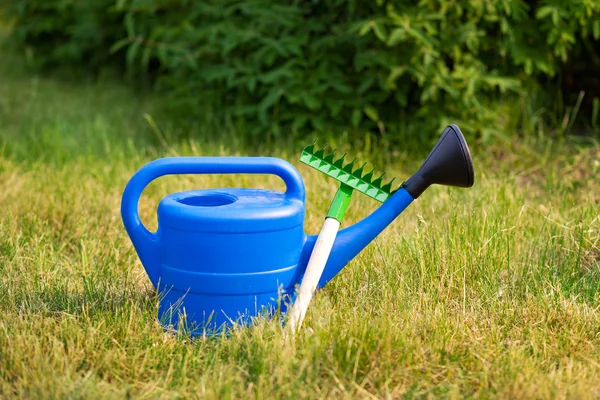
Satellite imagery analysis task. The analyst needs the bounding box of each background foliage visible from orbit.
[3,0,600,140]
[2,0,125,71]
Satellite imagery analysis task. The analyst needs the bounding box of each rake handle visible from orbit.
[287,217,341,332]
[287,184,354,332]
[326,183,353,222]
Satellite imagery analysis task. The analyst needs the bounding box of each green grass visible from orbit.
[1,51,600,399]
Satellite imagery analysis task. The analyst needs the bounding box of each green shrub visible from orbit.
[1,0,126,70]
[3,0,600,139]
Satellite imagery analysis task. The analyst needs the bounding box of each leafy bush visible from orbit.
[1,0,125,70]
[3,0,600,139]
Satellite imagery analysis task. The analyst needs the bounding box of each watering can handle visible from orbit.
[120,157,306,288]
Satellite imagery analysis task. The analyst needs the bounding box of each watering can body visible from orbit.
[157,185,311,332]
[122,158,309,333]
[120,156,414,334]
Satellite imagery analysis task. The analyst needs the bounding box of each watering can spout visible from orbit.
[306,124,475,288]
[304,187,414,288]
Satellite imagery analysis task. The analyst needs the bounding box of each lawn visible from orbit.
[1,51,599,399]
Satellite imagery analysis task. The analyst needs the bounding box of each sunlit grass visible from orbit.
[1,52,599,399]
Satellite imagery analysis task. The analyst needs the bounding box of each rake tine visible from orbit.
[381,177,396,193]
[314,144,327,159]
[303,141,317,154]
[343,157,357,173]
[353,162,367,179]
[323,149,337,164]
[333,153,347,168]
[362,167,376,184]
[371,172,385,189]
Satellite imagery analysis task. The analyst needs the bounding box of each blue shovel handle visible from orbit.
[120,156,306,287]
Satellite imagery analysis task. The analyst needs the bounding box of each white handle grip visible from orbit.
[287,218,341,332]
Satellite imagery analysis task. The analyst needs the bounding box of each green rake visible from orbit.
[299,142,397,219]
[287,142,398,331]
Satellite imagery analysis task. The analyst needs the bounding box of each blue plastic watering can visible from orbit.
[121,125,474,335]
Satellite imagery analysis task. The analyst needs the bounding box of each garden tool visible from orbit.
[287,143,397,331]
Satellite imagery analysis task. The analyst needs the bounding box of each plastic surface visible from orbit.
[287,217,341,331]
[311,187,414,288]
[121,156,416,335]
[121,157,307,333]
[402,124,475,199]
[300,143,396,202]
[158,188,304,233]
[121,157,305,284]
[326,183,353,222]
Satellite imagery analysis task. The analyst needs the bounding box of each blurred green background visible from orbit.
[2,0,600,148]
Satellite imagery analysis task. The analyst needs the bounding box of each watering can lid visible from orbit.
[157,188,305,233]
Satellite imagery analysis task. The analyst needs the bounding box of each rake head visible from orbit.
[300,142,397,202]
